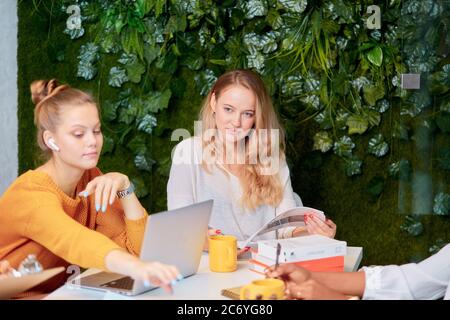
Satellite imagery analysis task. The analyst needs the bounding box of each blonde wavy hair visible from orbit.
[199,69,286,210]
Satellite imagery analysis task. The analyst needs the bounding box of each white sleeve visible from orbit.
[362,244,450,300]
[167,139,197,210]
[275,159,299,239]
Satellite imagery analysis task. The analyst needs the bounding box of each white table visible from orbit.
[45,247,362,300]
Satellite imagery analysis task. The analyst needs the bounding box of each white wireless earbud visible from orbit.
[47,139,60,152]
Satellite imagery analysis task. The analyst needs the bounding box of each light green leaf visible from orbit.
[333,136,355,157]
[346,115,369,135]
[368,134,389,157]
[366,110,381,127]
[313,131,333,153]
[363,85,385,106]
[266,9,283,29]
[366,46,383,66]
[108,67,128,87]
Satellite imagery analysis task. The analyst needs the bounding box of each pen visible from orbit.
[274,243,281,270]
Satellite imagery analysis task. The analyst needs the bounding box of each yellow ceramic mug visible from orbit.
[209,235,237,272]
[240,279,285,300]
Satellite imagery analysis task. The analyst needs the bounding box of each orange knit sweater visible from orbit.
[0,167,147,293]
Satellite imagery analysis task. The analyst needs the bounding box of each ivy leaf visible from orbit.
[102,100,120,122]
[130,176,149,198]
[363,85,385,106]
[366,110,381,128]
[401,92,431,117]
[436,147,450,170]
[164,15,187,34]
[137,114,157,134]
[243,0,267,19]
[400,215,424,237]
[433,193,450,215]
[366,46,383,66]
[388,159,412,181]
[195,69,217,96]
[344,156,363,177]
[127,60,146,83]
[181,54,204,70]
[108,67,128,87]
[101,136,114,155]
[313,131,333,153]
[281,75,303,97]
[266,9,283,30]
[134,152,156,172]
[64,27,85,40]
[128,135,147,155]
[279,0,307,13]
[333,136,355,157]
[77,43,99,80]
[346,115,368,135]
[142,89,172,113]
[368,134,389,157]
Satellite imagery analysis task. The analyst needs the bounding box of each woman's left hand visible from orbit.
[305,215,336,238]
[79,172,130,213]
[286,279,348,300]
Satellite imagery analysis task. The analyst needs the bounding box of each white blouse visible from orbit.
[361,244,450,300]
[167,137,300,242]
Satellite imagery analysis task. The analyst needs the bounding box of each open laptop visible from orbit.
[75,200,213,296]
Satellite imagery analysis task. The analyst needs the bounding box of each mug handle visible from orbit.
[240,285,251,300]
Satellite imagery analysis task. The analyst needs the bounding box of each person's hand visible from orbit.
[203,229,222,251]
[305,215,336,238]
[285,279,349,300]
[0,260,13,279]
[79,172,130,213]
[129,260,181,294]
[265,263,311,287]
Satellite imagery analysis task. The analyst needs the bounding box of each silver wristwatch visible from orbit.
[117,182,135,199]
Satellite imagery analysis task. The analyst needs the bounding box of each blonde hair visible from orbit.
[199,69,286,210]
[31,79,97,156]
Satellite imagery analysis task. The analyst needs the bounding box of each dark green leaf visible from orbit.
[128,135,147,155]
[134,152,156,172]
[102,100,120,122]
[142,89,172,113]
[366,176,385,197]
[101,136,114,155]
[131,176,149,198]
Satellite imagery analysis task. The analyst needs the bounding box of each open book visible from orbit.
[237,206,326,249]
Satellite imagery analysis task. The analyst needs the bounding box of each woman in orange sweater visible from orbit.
[0,79,180,295]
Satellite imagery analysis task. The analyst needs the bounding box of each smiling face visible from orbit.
[210,85,256,144]
[44,103,103,170]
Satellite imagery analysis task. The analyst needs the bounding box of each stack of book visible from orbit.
[249,235,347,275]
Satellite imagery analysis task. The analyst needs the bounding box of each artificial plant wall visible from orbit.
[18,0,449,265]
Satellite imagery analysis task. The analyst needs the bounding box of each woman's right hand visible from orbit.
[203,229,222,251]
[265,263,311,287]
[129,260,181,294]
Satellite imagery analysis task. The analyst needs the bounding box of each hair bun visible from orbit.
[30,79,60,105]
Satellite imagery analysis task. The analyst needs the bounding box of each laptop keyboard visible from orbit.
[101,276,135,290]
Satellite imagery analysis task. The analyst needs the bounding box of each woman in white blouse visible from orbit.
[266,244,450,300]
[167,69,336,247]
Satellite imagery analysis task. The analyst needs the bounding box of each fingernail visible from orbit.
[170,280,178,286]
[102,204,106,213]
[143,280,150,288]
[216,229,222,234]
[95,204,100,212]
[176,274,184,281]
